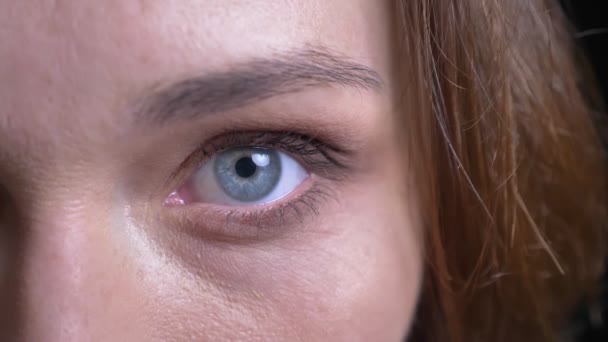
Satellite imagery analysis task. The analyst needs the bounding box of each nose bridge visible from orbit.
[2,166,147,341]
[0,158,148,340]
[18,205,95,342]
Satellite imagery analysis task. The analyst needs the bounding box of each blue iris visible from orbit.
[214,147,281,202]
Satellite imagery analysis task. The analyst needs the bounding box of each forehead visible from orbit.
[0,0,390,135]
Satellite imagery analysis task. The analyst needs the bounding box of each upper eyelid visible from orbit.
[164,131,352,191]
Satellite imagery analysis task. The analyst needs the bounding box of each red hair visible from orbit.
[395,0,607,340]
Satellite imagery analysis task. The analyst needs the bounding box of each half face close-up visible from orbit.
[0,1,422,341]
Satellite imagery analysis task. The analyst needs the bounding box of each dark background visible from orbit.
[560,1,607,341]
[561,0,608,105]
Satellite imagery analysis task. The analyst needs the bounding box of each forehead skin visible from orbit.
[0,1,421,341]
[0,1,391,143]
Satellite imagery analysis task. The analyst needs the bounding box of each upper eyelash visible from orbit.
[202,131,348,166]
[170,131,351,186]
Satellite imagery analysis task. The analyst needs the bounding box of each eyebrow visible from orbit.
[134,48,384,124]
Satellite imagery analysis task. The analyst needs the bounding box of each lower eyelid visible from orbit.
[161,179,336,243]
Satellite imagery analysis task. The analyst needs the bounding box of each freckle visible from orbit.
[138,53,152,66]
[43,75,54,86]
[136,268,145,281]
[137,0,153,15]
[250,290,264,300]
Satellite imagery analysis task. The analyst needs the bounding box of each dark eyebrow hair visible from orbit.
[134,48,384,124]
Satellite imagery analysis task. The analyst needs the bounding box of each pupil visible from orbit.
[235,157,257,178]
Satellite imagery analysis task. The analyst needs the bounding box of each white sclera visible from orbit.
[193,150,309,206]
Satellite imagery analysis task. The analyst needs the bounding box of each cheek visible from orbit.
[135,190,421,341]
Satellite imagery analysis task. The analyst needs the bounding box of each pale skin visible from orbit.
[0,1,422,341]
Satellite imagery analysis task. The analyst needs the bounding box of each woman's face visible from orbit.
[0,1,422,340]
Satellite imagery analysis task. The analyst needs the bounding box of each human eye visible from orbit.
[162,131,349,241]
[174,146,308,206]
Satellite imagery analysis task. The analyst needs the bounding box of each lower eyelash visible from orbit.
[221,182,336,239]
[166,181,338,244]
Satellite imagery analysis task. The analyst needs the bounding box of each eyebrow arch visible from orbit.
[134,47,384,124]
